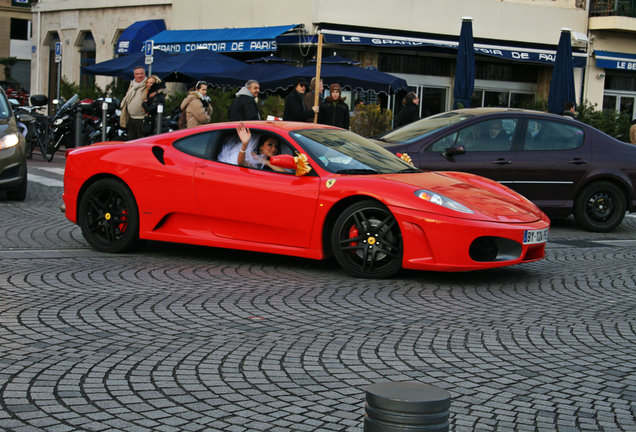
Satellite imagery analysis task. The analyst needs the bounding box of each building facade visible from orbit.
[0,0,33,90]
[29,0,636,119]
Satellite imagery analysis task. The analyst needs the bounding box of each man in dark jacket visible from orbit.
[283,80,318,122]
[228,80,261,121]
[396,92,420,127]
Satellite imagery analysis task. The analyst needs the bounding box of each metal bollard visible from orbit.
[364,382,451,432]
[74,105,83,148]
[156,103,163,135]
[101,100,108,142]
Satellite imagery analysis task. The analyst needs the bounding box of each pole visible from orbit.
[101,100,108,142]
[56,61,61,103]
[313,32,323,123]
[74,105,83,148]
[156,104,163,135]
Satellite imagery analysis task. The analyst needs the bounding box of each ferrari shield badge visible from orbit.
[326,179,336,189]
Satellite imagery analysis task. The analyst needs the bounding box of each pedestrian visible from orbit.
[630,118,636,145]
[303,77,323,121]
[562,101,578,120]
[395,92,420,127]
[318,83,350,129]
[119,65,147,140]
[283,80,318,122]
[141,75,166,136]
[180,80,213,128]
[228,80,261,121]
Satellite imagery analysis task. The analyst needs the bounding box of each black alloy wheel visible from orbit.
[78,178,139,253]
[331,200,403,278]
[574,181,626,232]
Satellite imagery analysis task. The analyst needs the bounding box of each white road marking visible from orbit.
[37,167,65,176]
[28,173,63,188]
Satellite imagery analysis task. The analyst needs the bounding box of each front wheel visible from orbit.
[78,179,139,253]
[574,181,626,232]
[331,200,403,278]
[6,164,27,201]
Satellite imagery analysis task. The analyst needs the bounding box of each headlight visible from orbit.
[414,189,474,214]
[54,118,65,126]
[0,132,20,150]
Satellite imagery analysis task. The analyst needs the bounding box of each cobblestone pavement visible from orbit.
[0,157,635,431]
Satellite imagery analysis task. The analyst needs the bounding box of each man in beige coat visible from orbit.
[120,66,147,140]
[180,81,213,128]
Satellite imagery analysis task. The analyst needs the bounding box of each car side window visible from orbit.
[217,130,296,174]
[173,131,223,160]
[428,132,458,152]
[455,119,516,152]
[523,119,584,151]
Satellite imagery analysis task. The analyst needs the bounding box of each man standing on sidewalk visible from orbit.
[120,66,147,140]
[228,80,261,121]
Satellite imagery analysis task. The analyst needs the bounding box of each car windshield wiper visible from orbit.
[397,168,421,173]
[335,168,379,175]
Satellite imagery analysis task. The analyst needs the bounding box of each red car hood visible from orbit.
[380,171,542,223]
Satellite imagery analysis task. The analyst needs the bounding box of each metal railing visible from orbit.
[589,0,636,17]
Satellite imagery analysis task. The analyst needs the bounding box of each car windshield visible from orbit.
[378,111,478,144]
[0,91,11,119]
[290,129,421,175]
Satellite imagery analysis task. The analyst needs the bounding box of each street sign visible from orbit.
[55,41,62,63]
[144,40,154,57]
[144,40,154,67]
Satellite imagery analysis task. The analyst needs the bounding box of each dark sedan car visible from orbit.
[0,86,27,201]
[375,108,636,232]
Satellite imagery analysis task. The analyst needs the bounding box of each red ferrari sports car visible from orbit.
[63,121,550,278]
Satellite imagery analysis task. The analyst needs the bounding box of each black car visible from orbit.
[0,87,27,201]
[375,108,636,232]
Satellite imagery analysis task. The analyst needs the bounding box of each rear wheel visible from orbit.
[574,181,626,232]
[331,200,403,278]
[78,178,139,253]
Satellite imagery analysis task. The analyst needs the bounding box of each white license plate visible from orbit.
[523,228,549,244]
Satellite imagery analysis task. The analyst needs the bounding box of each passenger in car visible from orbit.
[217,125,286,172]
[484,120,511,151]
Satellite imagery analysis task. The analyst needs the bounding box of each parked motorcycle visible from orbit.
[87,97,127,144]
[10,94,52,161]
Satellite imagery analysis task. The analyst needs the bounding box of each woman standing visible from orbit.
[318,83,350,129]
[180,81,213,128]
[141,75,166,136]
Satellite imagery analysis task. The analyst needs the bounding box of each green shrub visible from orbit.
[59,76,105,101]
[258,95,284,119]
[350,103,393,137]
[578,100,632,143]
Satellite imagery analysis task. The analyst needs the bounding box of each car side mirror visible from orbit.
[270,154,312,176]
[270,154,299,169]
[443,144,466,159]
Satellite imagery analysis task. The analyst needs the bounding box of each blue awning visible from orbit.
[116,19,166,55]
[319,28,588,67]
[595,50,636,71]
[149,24,299,54]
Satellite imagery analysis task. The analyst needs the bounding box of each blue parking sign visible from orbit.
[55,41,62,56]
[144,41,154,57]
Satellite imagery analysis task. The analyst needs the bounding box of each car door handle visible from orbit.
[492,158,511,165]
[569,158,588,165]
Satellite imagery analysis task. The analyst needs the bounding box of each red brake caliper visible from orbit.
[348,225,359,247]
